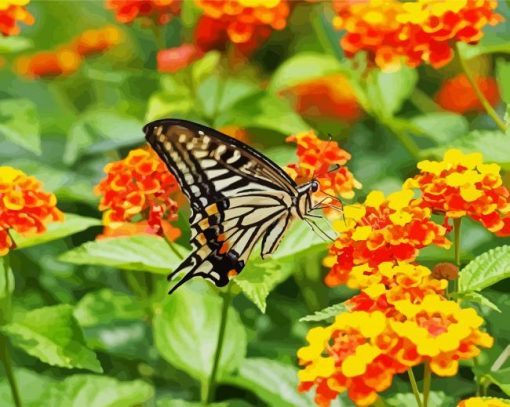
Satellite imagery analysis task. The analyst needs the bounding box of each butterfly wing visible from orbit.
[144,119,298,293]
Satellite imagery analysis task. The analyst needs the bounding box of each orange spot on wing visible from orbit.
[206,203,218,215]
[219,242,230,254]
[199,218,210,229]
[196,233,206,245]
[228,269,238,278]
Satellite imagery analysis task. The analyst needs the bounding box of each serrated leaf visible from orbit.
[459,246,510,292]
[153,286,246,382]
[215,91,309,135]
[44,375,154,407]
[63,110,143,164]
[300,302,347,322]
[1,305,102,372]
[457,291,501,312]
[225,358,317,407]
[410,112,469,143]
[12,214,100,250]
[0,98,41,154]
[59,235,188,275]
[268,52,345,92]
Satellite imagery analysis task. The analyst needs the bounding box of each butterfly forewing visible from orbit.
[144,119,299,293]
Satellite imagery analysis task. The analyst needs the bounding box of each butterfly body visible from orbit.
[144,119,319,294]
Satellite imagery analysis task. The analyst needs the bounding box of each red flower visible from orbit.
[15,48,82,79]
[106,0,182,25]
[157,44,203,73]
[0,0,34,36]
[95,148,182,241]
[0,166,63,256]
[435,74,500,114]
[73,25,123,56]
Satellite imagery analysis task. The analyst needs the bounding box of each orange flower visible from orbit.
[435,74,500,114]
[347,262,447,317]
[157,44,203,73]
[332,0,502,70]
[194,0,290,54]
[284,74,362,123]
[73,25,123,56]
[219,125,250,144]
[95,148,181,240]
[286,130,361,201]
[0,166,63,256]
[0,0,34,36]
[405,149,510,236]
[458,398,510,407]
[106,0,181,25]
[15,48,82,78]
[323,190,450,288]
[298,311,407,406]
[390,295,493,376]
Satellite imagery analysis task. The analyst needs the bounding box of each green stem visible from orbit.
[408,368,424,407]
[391,125,422,160]
[474,357,482,397]
[422,363,432,407]
[205,285,233,404]
[125,272,147,299]
[452,217,462,296]
[456,43,507,133]
[151,23,166,50]
[0,256,22,407]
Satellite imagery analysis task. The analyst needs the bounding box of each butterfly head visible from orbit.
[310,179,319,193]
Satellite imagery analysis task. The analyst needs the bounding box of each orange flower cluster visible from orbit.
[0,0,34,36]
[286,130,361,202]
[106,0,181,25]
[95,148,181,241]
[435,74,500,114]
[194,0,289,54]
[459,398,510,407]
[405,149,510,236]
[298,296,493,406]
[284,74,362,123]
[323,190,450,288]
[332,0,503,70]
[157,44,203,73]
[15,25,122,78]
[0,166,63,256]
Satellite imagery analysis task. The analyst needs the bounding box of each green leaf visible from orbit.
[12,214,100,250]
[157,399,250,407]
[386,392,453,407]
[459,245,510,292]
[63,110,143,164]
[0,369,54,407]
[1,304,102,372]
[153,286,247,382]
[234,221,328,313]
[215,91,309,135]
[482,368,510,396]
[0,36,33,53]
[300,302,347,322]
[0,98,41,154]
[496,58,510,105]
[146,90,193,122]
[44,375,154,407]
[268,52,345,92]
[74,288,145,327]
[410,112,469,143]
[368,68,418,118]
[457,291,501,313]
[192,51,221,85]
[59,235,188,275]
[225,358,316,407]
[0,257,14,325]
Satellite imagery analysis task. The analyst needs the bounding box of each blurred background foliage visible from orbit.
[1,0,510,406]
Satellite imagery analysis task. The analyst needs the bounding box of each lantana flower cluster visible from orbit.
[297,148,505,406]
[285,130,361,201]
[332,0,503,70]
[106,0,182,25]
[0,166,63,256]
[95,148,181,241]
[15,25,122,78]
[0,0,33,36]
[194,0,290,54]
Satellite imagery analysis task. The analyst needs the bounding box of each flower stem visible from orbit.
[452,217,462,296]
[456,43,507,133]
[0,256,22,407]
[422,363,432,407]
[205,284,233,404]
[408,368,424,407]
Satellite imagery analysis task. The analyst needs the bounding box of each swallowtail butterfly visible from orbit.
[144,118,324,294]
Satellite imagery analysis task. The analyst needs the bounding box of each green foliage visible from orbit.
[153,287,247,382]
[1,305,102,372]
[459,246,510,292]
[0,98,41,154]
[300,302,347,322]
[0,36,33,53]
[60,235,188,274]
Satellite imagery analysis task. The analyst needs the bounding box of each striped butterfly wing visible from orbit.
[144,119,299,293]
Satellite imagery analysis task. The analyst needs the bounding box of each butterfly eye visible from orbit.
[311,180,319,192]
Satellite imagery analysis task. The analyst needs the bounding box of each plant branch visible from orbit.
[422,363,432,407]
[408,368,424,407]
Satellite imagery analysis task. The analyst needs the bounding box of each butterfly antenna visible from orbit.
[311,134,334,181]
[304,217,336,242]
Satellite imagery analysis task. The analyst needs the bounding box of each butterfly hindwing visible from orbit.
[144,119,299,293]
